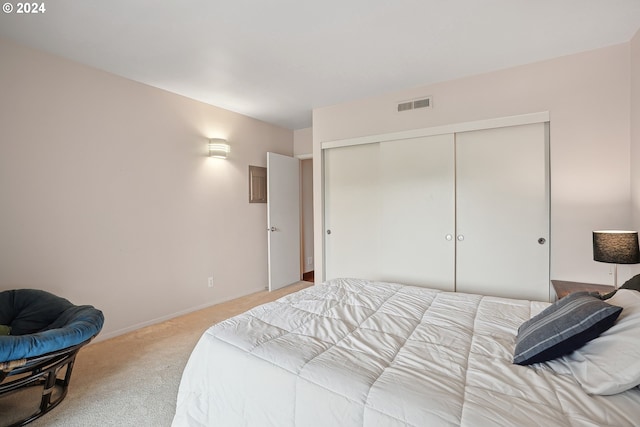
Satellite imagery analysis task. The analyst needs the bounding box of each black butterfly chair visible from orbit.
[0,289,104,427]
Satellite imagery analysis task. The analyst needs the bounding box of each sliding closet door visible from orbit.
[378,135,455,290]
[324,143,380,281]
[455,123,550,301]
[324,134,456,289]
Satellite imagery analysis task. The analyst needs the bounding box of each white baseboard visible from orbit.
[93,287,265,343]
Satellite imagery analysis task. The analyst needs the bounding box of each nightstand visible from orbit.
[551,280,615,299]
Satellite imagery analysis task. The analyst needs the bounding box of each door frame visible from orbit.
[298,154,314,282]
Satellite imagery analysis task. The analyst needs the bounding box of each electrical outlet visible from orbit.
[208,276,214,288]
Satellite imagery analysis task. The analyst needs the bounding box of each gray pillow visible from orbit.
[513,291,622,365]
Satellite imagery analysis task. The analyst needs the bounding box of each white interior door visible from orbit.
[455,123,550,301]
[267,152,301,291]
[379,135,455,290]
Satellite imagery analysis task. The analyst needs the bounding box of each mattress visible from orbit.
[172,278,640,426]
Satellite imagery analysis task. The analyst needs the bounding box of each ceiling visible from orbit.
[1,1,639,130]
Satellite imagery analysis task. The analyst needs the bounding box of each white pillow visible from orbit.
[544,289,640,395]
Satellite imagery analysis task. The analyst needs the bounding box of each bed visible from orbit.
[172,278,640,426]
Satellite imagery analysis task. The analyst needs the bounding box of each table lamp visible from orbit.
[593,230,640,288]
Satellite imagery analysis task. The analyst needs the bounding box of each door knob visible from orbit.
[457,234,464,241]
[326,229,332,235]
[538,237,546,244]
[445,234,453,241]
[267,226,276,232]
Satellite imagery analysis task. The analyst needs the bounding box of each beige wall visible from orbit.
[632,30,640,233]
[313,43,635,286]
[293,127,313,157]
[0,38,293,340]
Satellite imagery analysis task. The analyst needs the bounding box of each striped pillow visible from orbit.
[513,292,622,365]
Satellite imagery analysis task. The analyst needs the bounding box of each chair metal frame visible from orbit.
[0,338,93,427]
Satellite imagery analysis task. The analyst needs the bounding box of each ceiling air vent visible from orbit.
[413,98,430,109]
[397,101,413,112]
[397,96,432,112]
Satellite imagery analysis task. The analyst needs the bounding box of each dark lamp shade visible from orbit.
[593,231,640,264]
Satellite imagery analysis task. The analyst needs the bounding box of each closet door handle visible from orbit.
[457,234,465,241]
[445,234,453,241]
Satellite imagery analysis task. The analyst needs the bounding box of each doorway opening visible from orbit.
[300,158,314,283]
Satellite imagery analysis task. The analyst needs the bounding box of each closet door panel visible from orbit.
[379,135,455,290]
[324,143,380,281]
[455,123,550,301]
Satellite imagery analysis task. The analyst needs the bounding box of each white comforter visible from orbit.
[173,278,640,426]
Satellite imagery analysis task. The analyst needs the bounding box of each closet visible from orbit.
[323,120,550,301]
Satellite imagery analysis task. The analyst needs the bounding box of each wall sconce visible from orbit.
[208,138,230,159]
[593,230,640,288]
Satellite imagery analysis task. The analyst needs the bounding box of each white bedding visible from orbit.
[173,278,640,426]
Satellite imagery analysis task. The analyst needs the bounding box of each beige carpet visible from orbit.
[0,282,311,427]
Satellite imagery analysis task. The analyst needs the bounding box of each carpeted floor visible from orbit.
[0,281,311,427]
